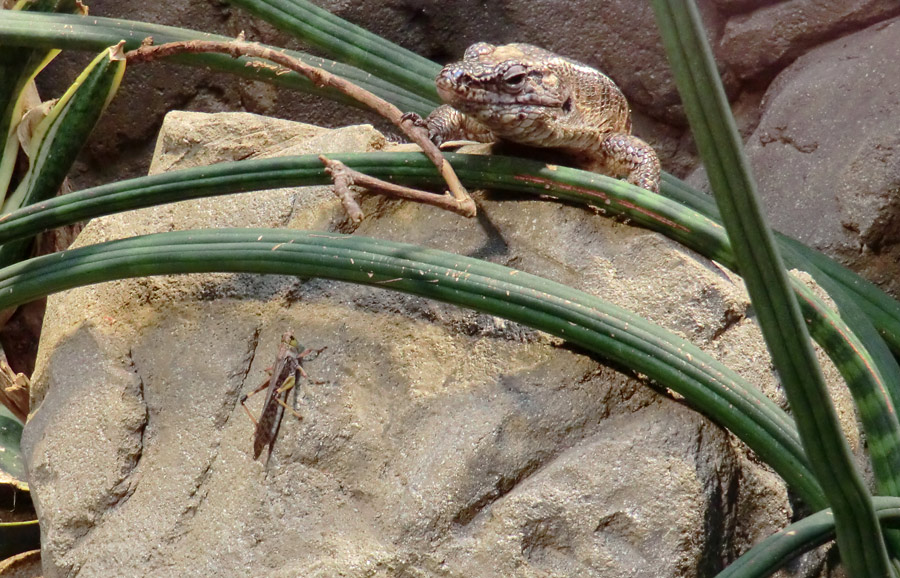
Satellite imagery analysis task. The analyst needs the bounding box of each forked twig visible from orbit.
[125,38,476,219]
[323,156,365,223]
[319,155,474,218]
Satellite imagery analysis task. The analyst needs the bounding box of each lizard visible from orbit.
[415,42,661,193]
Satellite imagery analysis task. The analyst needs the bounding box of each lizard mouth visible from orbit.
[435,71,567,110]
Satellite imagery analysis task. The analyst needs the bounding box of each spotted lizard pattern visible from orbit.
[422,42,661,192]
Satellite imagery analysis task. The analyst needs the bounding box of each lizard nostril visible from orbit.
[443,69,468,88]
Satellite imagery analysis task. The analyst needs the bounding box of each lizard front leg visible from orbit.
[423,105,496,146]
[594,133,661,193]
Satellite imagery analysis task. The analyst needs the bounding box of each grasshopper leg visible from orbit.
[239,378,272,426]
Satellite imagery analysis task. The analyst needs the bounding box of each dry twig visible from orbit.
[319,156,471,216]
[319,157,365,223]
[126,38,476,220]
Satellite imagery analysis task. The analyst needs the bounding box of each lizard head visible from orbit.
[435,43,574,134]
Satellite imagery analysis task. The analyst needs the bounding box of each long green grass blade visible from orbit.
[659,173,900,400]
[225,0,440,101]
[3,43,125,215]
[0,152,734,266]
[719,497,900,578]
[0,11,437,116]
[651,0,893,573]
[0,0,81,202]
[0,43,126,269]
[0,50,57,206]
[658,170,900,505]
[0,228,824,507]
[5,151,900,508]
[792,269,900,499]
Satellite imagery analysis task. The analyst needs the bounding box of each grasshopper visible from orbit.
[240,332,324,460]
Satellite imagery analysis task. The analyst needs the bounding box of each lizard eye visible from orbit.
[502,65,528,89]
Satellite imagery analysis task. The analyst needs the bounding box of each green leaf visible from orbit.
[3,42,126,215]
[0,404,24,480]
[0,42,126,269]
[0,50,57,204]
[0,0,82,203]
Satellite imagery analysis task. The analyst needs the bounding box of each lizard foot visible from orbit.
[599,133,661,193]
[400,111,427,128]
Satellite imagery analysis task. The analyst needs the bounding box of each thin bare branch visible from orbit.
[321,158,365,223]
[319,156,475,217]
[126,39,476,218]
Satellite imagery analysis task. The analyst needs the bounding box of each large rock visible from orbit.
[725,16,900,293]
[719,0,900,82]
[22,112,851,577]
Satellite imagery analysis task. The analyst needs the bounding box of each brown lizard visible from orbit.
[418,42,661,192]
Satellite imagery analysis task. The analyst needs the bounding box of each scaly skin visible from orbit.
[423,42,661,192]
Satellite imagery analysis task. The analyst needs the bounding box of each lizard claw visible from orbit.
[401,111,444,146]
[400,111,427,128]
